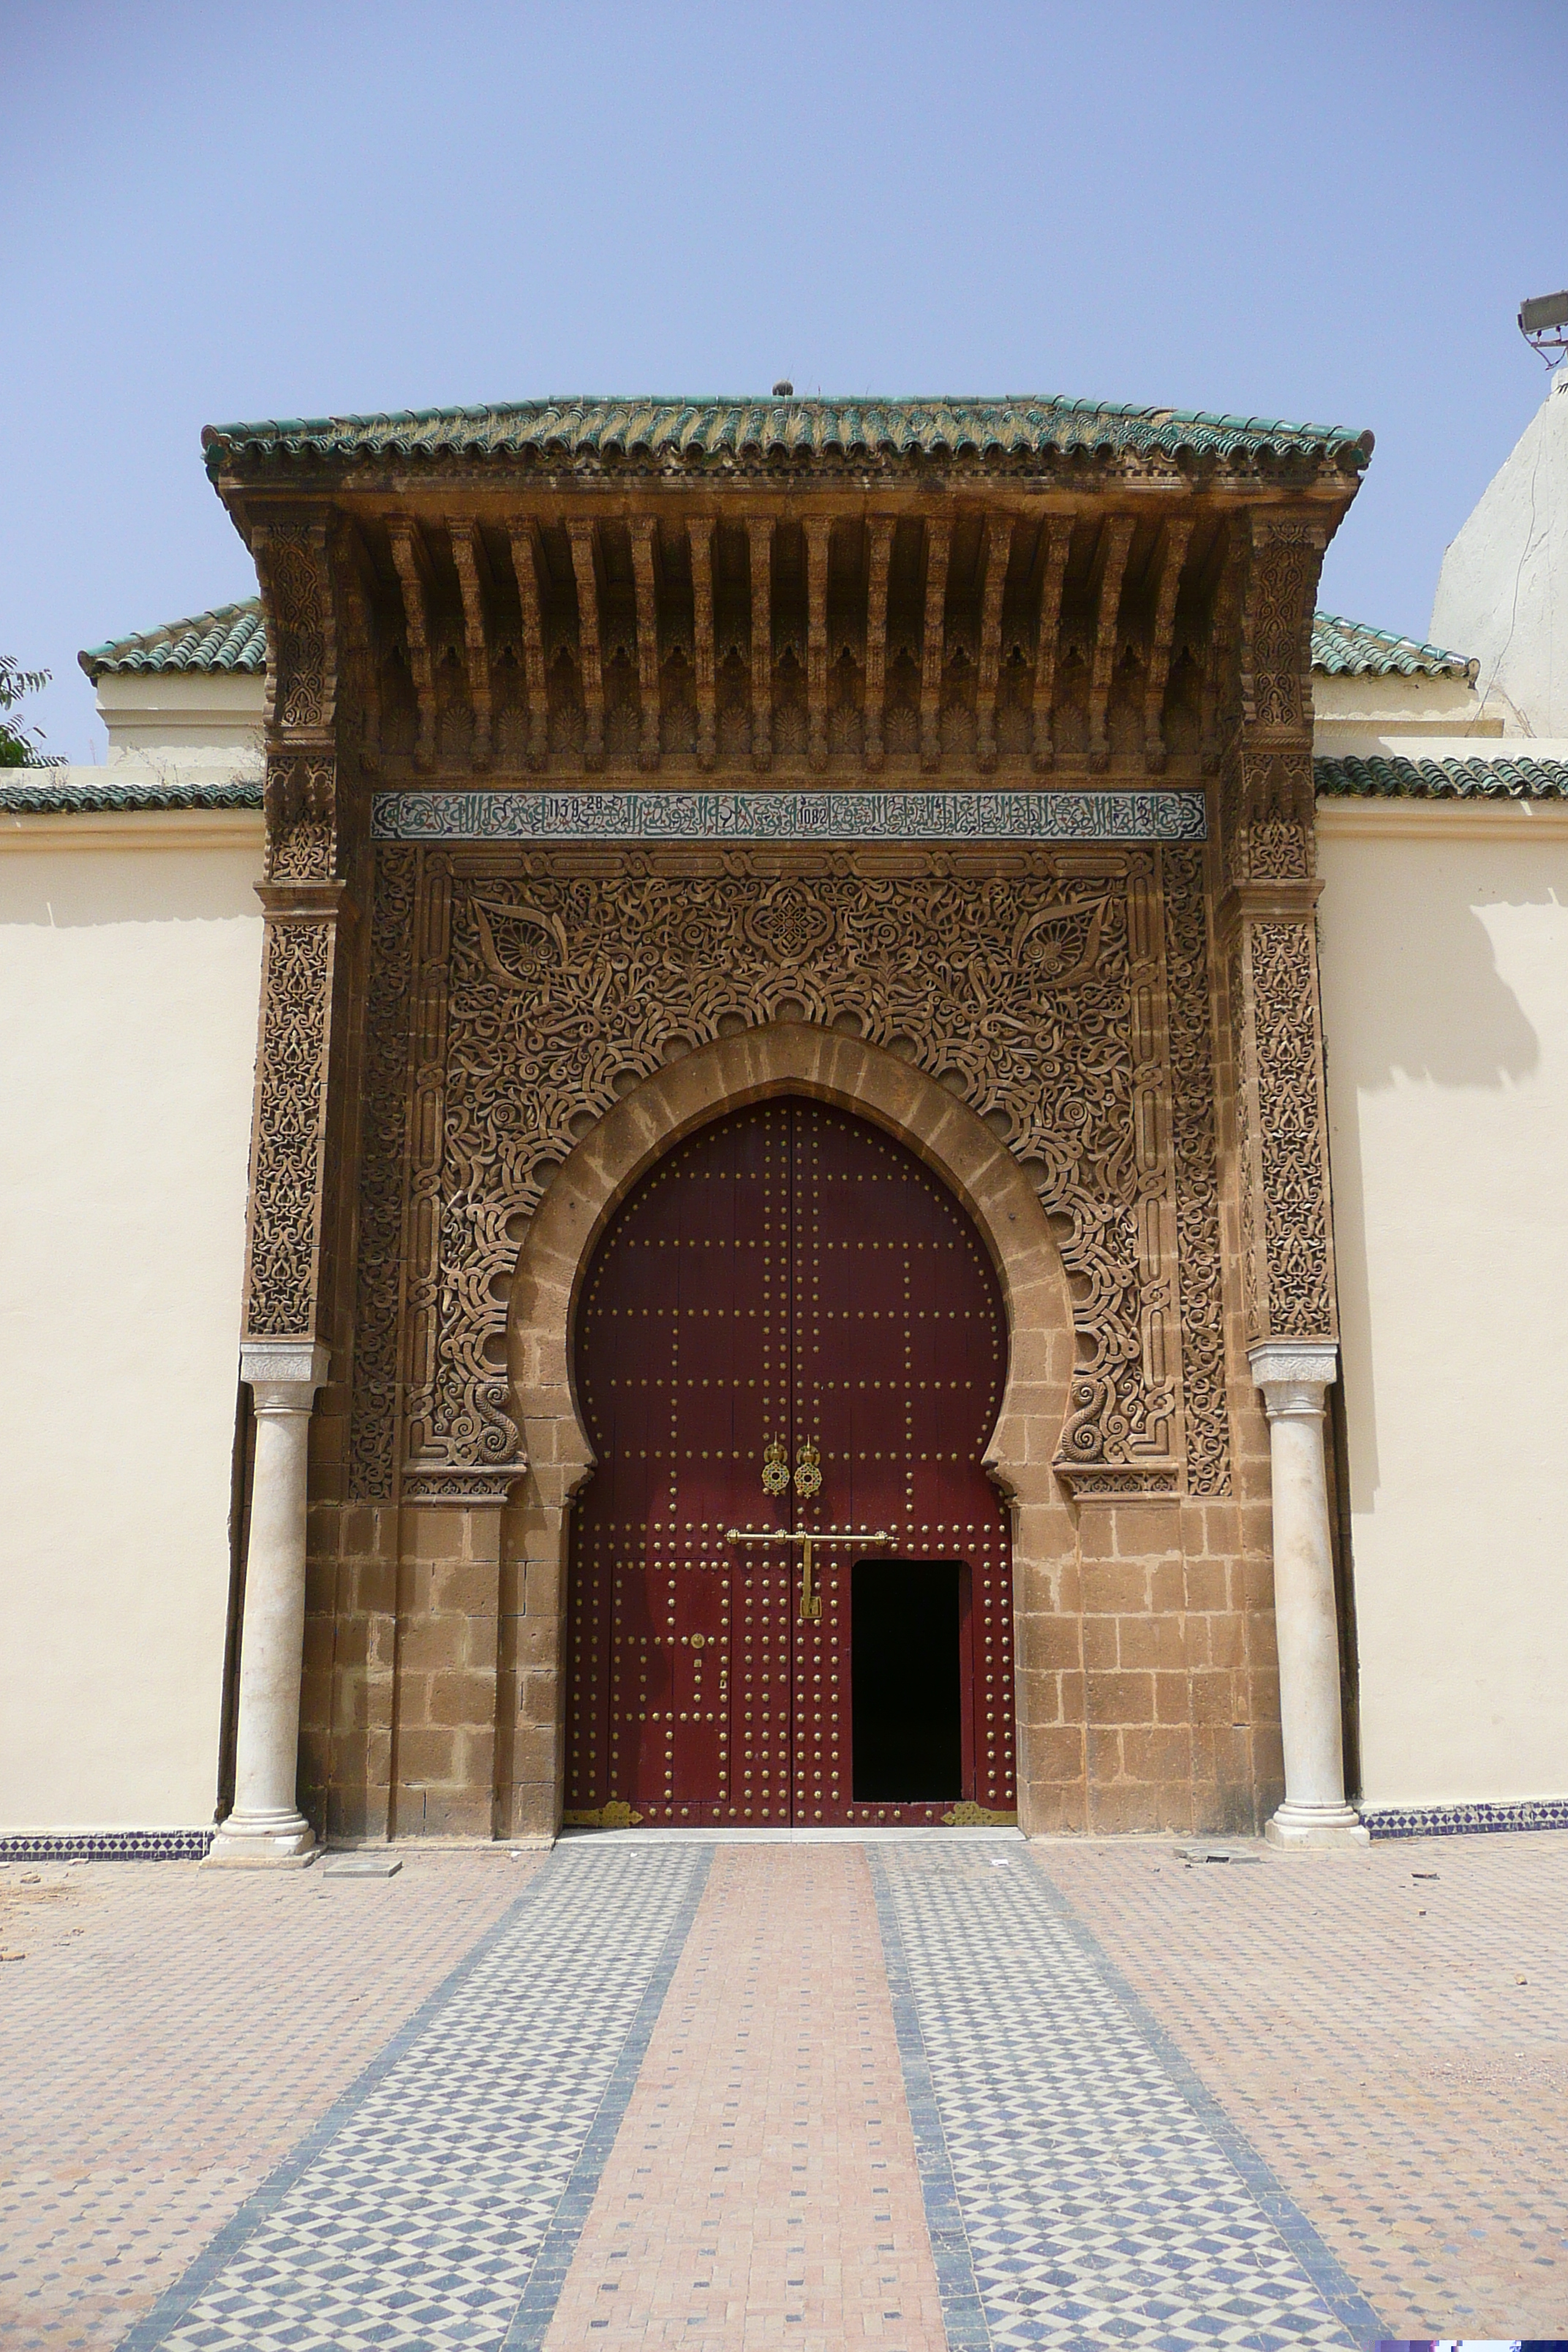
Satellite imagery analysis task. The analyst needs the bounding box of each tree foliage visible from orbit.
[0,655,60,767]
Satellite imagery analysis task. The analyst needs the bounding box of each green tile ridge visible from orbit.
[1311,611,1474,679]
[0,777,263,814]
[1315,753,1568,799]
[80,600,266,679]
[201,395,1373,478]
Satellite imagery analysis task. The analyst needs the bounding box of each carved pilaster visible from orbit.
[1221,513,1336,1352]
[244,519,347,1351]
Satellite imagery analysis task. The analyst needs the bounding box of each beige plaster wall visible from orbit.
[1318,801,1568,1806]
[0,814,265,1826]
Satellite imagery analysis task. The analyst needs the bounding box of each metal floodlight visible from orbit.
[1519,289,1568,364]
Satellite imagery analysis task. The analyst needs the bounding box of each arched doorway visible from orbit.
[564,1098,1016,1827]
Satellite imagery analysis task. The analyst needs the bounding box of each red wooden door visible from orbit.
[565,1101,1015,1828]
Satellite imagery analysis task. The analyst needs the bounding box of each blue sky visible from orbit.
[4,0,1564,762]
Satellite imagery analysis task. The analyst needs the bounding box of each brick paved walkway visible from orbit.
[1,1831,1563,2348]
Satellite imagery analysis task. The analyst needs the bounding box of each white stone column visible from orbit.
[207,1341,329,1866]
[1249,1342,1369,1849]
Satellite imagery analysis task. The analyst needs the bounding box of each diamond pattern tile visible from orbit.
[873,1847,1376,2351]
[124,1846,708,2351]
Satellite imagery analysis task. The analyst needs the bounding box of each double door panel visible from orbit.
[566,1101,1015,1826]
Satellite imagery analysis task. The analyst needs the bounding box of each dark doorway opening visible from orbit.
[851,1560,964,1801]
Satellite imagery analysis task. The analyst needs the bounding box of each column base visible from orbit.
[1265,1801,1371,1850]
[205,1809,317,1868]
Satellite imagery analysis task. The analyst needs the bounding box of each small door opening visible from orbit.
[851,1559,964,1802]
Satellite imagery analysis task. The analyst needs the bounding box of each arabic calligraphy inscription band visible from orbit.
[370,788,1208,845]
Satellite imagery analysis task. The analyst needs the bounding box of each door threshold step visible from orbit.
[556,1824,1025,1844]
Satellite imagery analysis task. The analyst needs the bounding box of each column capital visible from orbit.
[241,1339,330,1414]
[1248,1340,1338,1420]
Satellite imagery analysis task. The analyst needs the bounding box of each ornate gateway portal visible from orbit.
[202,393,1376,1861]
[566,1102,1014,1828]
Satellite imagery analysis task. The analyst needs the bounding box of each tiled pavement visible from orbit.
[1,1833,1564,2349]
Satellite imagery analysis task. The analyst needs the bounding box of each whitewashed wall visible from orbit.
[1318,800,1568,1806]
[0,810,264,1828]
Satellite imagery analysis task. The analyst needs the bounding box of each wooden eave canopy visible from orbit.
[211,399,1368,782]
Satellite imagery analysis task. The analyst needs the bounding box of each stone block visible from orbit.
[1117,1614,1186,1671]
[1121,1726,1194,1785]
[1149,1559,1185,1613]
[429,1670,501,1730]
[393,1725,459,1784]
[1153,1670,1191,1726]
[1184,1559,1228,1613]
[1190,1670,1237,1727]
[430,1559,502,1616]
[1114,1502,1180,1556]
[1081,1616,1120,1670]
[1082,1561,1149,1614]
[397,1618,465,1677]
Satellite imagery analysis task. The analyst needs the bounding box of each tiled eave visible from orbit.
[1315,752,1568,801]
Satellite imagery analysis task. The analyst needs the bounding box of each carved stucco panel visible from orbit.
[354,846,1232,1496]
[244,916,335,1341]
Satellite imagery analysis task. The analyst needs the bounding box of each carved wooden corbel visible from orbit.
[1087,516,1134,772]
[862,518,894,772]
[629,517,662,772]
[689,517,717,771]
[567,521,606,772]
[1030,519,1072,772]
[1142,517,1193,772]
[505,522,550,772]
[448,520,494,770]
[919,520,950,773]
[748,516,774,772]
[975,516,1014,773]
[804,518,832,772]
[386,518,437,772]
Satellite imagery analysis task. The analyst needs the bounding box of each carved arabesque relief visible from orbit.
[1163,845,1229,1493]
[1245,524,1318,734]
[259,525,331,733]
[347,848,417,1496]
[348,846,1231,1499]
[1220,744,1315,891]
[244,916,335,1340]
[263,754,338,882]
[1248,920,1334,1340]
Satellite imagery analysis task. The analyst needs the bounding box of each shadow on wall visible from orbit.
[1324,852,1555,1509]
[1332,866,1545,1094]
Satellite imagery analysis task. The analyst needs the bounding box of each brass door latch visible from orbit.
[725,1526,892,1622]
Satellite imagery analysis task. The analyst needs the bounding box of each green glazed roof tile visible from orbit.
[0,777,263,813]
[79,600,268,680]
[1315,753,1568,800]
[1310,611,1474,679]
[200,395,1374,477]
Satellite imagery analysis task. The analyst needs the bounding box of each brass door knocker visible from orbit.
[794,1439,822,1499]
[761,1436,790,1497]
